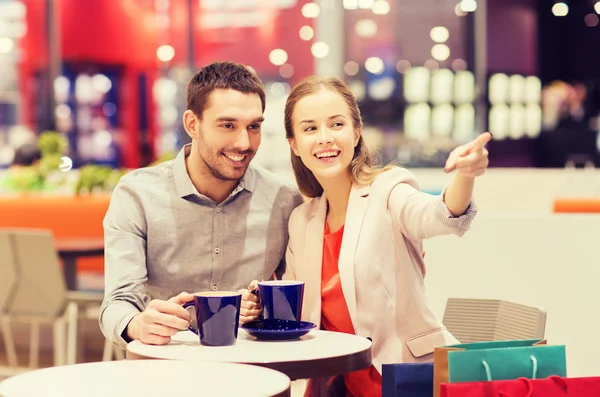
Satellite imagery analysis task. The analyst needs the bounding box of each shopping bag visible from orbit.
[433,339,566,397]
[382,362,434,397]
[440,375,600,397]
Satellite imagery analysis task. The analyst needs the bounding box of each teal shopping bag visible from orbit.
[433,339,567,397]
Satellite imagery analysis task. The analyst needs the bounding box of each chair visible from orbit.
[0,230,19,369]
[2,229,81,369]
[442,298,547,343]
[0,228,107,373]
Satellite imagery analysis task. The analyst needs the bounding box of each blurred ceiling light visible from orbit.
[424,59,440,70]
[344,61,360,76]
[343,0,359,10]
[9,22,27,38]
[299,25,314,41]
[595,1,600,14]
[365,57,384,75]
[156,45,175,62]
[0,21,26,38]
[279,64,295,79]
[355,19,377,38]
[585,13,599,26]
[552,2,568,17]
[270,82,287,97]
[153,77,178,104]
[0,1,26,19]
[396,60,411,74]
[75,75,94,103]
[431,44,451,61]
[301,3,320,18]
[92,74,112,94]
[368,77,396,101]
[103,103,117,117]
[430,26,450,43]
[54,76,70,102]
[55,104,71,120]
[372,0,390,15]
[358,0,374,9]
[93,130,114,150]
[451,59,468,71]
[269,49,288,66]
[311,42,330,58]
[459,0,477,12]
[454,3,467,16]
[349,80,366,102]
[0,37,14,54]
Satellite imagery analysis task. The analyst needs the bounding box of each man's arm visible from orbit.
[99,179,149,348]
[99,177,192,348]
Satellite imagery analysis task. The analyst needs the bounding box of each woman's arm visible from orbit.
[387,133,490,241]
[443,133,491,216]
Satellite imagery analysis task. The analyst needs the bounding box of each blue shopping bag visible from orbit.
[382,362,434,397]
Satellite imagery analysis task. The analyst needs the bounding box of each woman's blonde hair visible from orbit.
[284,76,393,198]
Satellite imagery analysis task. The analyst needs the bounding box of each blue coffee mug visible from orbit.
[183,291,242,346]
[256,280,304,323]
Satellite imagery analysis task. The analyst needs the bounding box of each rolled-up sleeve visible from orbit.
[99,177,149,348]
[433,188,477,231]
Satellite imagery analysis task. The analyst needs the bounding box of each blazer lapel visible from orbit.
[302,196,327,326]
[338,184,370,331]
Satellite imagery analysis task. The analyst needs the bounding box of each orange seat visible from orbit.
[0,195,110,273]
[553,197,600,213]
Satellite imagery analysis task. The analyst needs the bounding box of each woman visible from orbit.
[241,76,490,396]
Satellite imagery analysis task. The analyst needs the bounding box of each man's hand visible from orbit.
[126,292,194,345]
[239,280,261,325]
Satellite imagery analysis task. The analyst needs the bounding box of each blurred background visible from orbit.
[1,0,600,382]
[0,0,599,191]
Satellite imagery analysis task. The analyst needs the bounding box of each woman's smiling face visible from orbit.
[288,88,360,182]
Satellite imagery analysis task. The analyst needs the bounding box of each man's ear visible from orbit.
[183,110,199,140]
[288,138,300,156]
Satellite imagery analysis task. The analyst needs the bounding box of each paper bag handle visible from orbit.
[498,378,533,397]
[497,375,568,397]
[482,355,538,382]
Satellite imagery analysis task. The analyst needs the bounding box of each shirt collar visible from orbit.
[173,144,256,199]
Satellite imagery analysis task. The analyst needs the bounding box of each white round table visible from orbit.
[127,329,372,380]
[0,360,291,397]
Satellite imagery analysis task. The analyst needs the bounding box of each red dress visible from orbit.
[306,222,381,397]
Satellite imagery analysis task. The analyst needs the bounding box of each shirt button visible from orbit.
[215,247,220,254]
[216,207,221,213]
[212,285,218,290]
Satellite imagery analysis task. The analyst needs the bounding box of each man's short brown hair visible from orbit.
[186,61,266,119]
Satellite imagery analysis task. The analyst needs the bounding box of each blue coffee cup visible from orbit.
[257,280,305,323]
[183,291,242,346]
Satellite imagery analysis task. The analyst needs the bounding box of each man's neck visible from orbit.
[185,151,240,204]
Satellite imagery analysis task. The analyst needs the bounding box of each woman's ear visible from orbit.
[288,138,300,156]
[354,128,362,147]
[183,110,199,140]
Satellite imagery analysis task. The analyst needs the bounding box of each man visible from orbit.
[100,61,304,348]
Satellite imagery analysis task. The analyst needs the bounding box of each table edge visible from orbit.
[126,339,373,380]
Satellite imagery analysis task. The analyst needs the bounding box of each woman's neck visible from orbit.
[319,172,353,231]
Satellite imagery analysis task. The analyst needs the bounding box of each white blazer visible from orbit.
[283,167,477,373]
